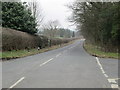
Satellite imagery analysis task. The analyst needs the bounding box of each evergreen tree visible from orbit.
[2,2,37,34]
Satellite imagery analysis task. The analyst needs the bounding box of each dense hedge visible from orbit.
[2,28,39,51]
[50,38,70,46]
[2,28,74,51]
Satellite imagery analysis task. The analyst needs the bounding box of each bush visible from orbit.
[2,28,48,51]
[50,38,72,46]
[2,28,74,51]
[36,36,49,49]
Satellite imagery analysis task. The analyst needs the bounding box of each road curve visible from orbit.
[2,40,118,88]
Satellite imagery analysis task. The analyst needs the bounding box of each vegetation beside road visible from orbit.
[84,42,119,59]
[2,28,74,51]
[1,40,75,60]
[1,27,77,60]
[69,2,119,53]
[1,1,77,60]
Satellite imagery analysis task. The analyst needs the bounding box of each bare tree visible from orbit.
[28,0,44,28]
[42,20,61,38]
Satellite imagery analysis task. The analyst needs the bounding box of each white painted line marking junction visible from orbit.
[95,57,119,89]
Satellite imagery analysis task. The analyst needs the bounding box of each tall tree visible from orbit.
[2,2,37,34]
[72,31,75,37]
[42,20,60,38]
[28,0,44,29]
[69,1,120,52]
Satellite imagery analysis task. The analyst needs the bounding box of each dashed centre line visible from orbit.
[8,77,25,89]
[56,53,61,57]
[8,53,63,89]
[40,58,53,67]
[39,52,63,67]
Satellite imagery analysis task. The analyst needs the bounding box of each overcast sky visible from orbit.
[22,0,76,30]
[40,0,75,30]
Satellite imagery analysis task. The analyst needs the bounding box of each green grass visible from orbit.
[84,42,119,59]
[1,49,40,59]
[0,41,75,60]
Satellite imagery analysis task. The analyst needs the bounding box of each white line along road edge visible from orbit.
[95,57,119,89]
[8,77,25,89]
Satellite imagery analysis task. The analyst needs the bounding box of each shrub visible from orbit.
[2,28,74,51]
[2,28,36,51]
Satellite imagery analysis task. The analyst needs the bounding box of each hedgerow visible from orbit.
[2,28,74,51]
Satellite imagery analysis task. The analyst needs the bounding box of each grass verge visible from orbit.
[83,42,119,59]
[0,41,75,60]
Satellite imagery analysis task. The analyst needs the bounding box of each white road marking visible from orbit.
[56,53,61,57]
[95,57,119,89]
[40,58,53,67]
[40,53,62,67]
[108,79,117,83]
[111,84,119,88]
[96,57,101,66]
[113,78,120,80]
[101,69,105,74]
[104,74,108,78]
[96,57,105,74]
[8,77,25,89]
[81,39,86,41]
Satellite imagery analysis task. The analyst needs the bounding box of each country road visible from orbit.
[2,40,119,89]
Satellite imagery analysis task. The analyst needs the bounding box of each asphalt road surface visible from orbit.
[2,40,119,89]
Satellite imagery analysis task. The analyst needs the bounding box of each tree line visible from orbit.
[40,28,75,38]
[69,1,120,52]
[40,20,75,38]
